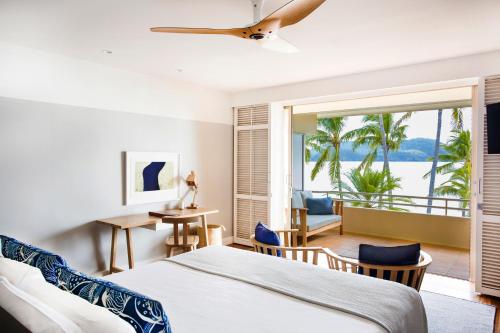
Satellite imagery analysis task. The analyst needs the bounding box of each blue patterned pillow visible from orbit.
[0,235,67,285]
[55,265,172,333]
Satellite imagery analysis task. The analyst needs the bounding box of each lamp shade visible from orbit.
[186,171,198,187]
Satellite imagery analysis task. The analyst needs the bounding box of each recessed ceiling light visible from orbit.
[101,49,113,54]
[176,68,184,73]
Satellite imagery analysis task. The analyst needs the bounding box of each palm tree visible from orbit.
[435,167,470,216]
[350,112,412,169]
[451,107,464,131]
[426,107,465,214]
[343,168,412,211]
[431,129,472,216]
[348,112,412,206]
[426,109,443,214]
[305,117,354,196]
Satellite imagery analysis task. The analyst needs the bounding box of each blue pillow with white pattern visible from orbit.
[55,265,172,333]
[0,235,67,285]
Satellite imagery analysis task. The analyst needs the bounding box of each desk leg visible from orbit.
[201,214,209,247]
[125,228,134,269]
[109,227,118,274]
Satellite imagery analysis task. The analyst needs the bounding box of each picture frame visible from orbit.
[125,152,181,205]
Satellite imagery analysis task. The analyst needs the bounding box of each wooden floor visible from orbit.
[308,231,470,280]
[230,230,500,332]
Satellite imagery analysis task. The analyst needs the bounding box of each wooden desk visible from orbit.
[96,208,219,274]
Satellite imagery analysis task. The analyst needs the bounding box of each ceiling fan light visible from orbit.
[259,35,299,54]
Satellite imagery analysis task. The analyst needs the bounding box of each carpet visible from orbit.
[421,291,496,333]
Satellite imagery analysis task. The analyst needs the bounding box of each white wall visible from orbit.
[232,49,500,106]
[0,42,234,274]
[0,97,233,274]
[269,103,290,230]
[0,42,232,125]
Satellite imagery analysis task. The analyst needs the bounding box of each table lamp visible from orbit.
[186,171,199,209]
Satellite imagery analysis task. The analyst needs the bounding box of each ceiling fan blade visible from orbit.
[254,0,326,31]
[150,27,252,39]
[259,35,299,53]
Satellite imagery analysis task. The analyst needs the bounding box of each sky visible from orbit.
[343,107,472,141]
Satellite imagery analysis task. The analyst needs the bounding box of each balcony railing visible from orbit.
[311,190,470,217]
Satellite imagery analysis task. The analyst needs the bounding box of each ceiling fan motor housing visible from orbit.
[249,33,266,40]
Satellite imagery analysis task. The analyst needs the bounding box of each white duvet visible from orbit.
[106,246,426,333]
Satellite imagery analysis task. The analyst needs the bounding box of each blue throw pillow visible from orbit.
[0,235,67,285]
[55,265,172,333]
[255,222,281,257]
[306,197,333,215]
[358,243,420,284]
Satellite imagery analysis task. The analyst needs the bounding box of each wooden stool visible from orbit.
[165,221,199,258]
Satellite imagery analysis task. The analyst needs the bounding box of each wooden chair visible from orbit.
[165,221,199,258]
[323,248,432,291]
[291,198,344,247]
[250,229,324,265]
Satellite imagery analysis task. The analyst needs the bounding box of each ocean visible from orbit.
[304,161,467,216]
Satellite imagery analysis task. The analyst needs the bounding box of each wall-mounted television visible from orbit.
[487,103,500,154]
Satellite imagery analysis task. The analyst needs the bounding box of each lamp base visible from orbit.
[187,203,198,209]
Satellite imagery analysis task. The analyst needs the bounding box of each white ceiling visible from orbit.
[1,0,500,92]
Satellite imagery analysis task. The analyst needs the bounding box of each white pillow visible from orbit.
[0,257,46,287]
[0,258,135,333]
[23,279,136,333]
[0,276,82,333]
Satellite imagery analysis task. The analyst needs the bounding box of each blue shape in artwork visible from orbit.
[143,162,165,191]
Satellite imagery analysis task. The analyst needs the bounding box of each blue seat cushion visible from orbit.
[55,265,172,333]
[0,235,67,285]
[255,222,281,256]
[306,214,341,231]
[306,197,333,215]
[358,243,421,284]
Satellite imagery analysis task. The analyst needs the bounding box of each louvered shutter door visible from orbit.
[479,75,500,295]
[234,105,270,245]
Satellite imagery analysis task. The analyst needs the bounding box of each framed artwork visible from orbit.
[125,152,180,205]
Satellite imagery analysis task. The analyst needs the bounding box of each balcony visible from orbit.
[306,190,471,280]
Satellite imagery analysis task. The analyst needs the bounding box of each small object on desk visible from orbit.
[186,170,199,209]
[149,211,181,217]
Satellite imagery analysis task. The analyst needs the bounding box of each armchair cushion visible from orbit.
[306,197,333,215]
[358,243,421,283]
[255,222,281,256]
[358,243,421,266]
[300,191,313,207]
[306,215,341,231]
[291,191,304,209]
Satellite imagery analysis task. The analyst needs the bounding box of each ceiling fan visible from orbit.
[150,0,326,53]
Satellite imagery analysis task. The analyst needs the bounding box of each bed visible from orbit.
[105,246,428,333]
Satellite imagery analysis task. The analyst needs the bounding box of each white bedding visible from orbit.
[106,252,386,333]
